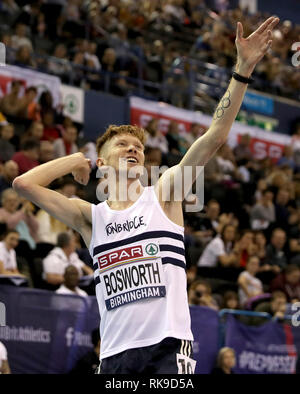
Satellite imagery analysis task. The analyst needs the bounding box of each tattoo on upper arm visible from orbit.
[213,90,231,120]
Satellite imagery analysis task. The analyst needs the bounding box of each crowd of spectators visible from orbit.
[1,0,300,108]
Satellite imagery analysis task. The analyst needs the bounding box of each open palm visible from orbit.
[235,16,280,73]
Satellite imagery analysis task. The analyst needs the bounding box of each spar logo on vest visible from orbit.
[105,216,146,236]
[97,242,166,311]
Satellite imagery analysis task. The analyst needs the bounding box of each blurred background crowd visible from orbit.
[1,0,300,105]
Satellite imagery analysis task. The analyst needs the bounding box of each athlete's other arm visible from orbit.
[159,16,279,198]
[12,153,92,245]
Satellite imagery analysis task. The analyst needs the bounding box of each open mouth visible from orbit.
[124,157,138,163]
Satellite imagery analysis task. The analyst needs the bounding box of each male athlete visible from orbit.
[13,17,279,374]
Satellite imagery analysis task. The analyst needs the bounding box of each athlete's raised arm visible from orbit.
[12,152,92,245]
[159,16,280,199]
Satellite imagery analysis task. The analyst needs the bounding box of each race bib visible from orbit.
[97,242,166,311]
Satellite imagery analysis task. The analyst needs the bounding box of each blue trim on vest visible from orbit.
[161,257,186,270]
[93,230,184,257]
[159,244,185,256]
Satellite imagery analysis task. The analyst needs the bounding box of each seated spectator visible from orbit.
[274,188,291,230]
[39,141,55,164]
[254,290,287,321]
[234,229,256,268]
[17,86,40,120]
[253,231,267,261]
[0,80,23,117]
[56,266,88,297]
[53,125,78,158]
[144,118,168,154]
[0,189,39,255]
[238,256,264,308]
[70,329,100,374]
[198,224,238,268]
[47,44,71,79]
[233,134,252,164]
[185,123,206,147]
[191,199,221,245]
[41,110,61,142]
[211,347,236,375]
[277,146,296,171]
[250,188,276,230]
[222,291,240,310]
[0,341,11,374]
[270,265,300,303]
[14,45,37,69]
[263,228,288,273]
[20,121,44,146]
[11,23,33,51]
[12,139,40,175]
[166,121,188,155]
[0,230,24,277]
[188,279,219,310]
[43,232,93,286]
[36,208,68,245]
[254,178,268,203]
[142,147,163,186]
[0,161,19,194]
[0,123,15,162]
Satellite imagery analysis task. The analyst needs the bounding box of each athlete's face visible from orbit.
[98,134,145,173]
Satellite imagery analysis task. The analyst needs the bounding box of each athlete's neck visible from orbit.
[107,181,144,210]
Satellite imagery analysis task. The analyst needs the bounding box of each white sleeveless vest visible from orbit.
[89,186,193,360]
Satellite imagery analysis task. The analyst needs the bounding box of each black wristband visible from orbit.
[232,71,254,84]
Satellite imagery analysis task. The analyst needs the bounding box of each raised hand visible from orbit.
[235,16,280,76]
[72,158,92,185]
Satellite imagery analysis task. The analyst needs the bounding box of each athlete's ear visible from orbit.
[96,157,105,168]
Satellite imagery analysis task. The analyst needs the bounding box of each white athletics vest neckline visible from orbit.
[89,186,193,360]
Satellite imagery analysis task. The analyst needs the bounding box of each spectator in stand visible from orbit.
[185,123,206,147]
[53,125,78,158]
[222,291,240,310]
[198,224,238,268]
[0,161,19,194]
[41,109,60,142]
[39,91,54,118]
[43,232,93,286]
[238,255,264,308]
[234,229,256,269]
[254,290,287,321]
[277,146,296,171]
[70,329,100,374]
[211,347,236,375]
[263,228,288,273]
[56,265,88,297]
[166,121,188,155]
[12,139,40,175]
[39,141,55,164]
[0,230,24,277]
[0,123,15,162]
[144,118,168,154]
[274,188,291,231]
[0,341,11,374]
[0,80,23,117]
[254,178,268,203]
[36,205,68,246]
[14,45,37,69]
[233,134,252,164]
[250,188,275,230]
[253,231,267,262]
[0,189,39,251]
[47,44,71,80]
[20,121,44,146]
[188,279,219,310]
[11,23,33,51]
[17,86,40,121]
[270,265,300,303]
